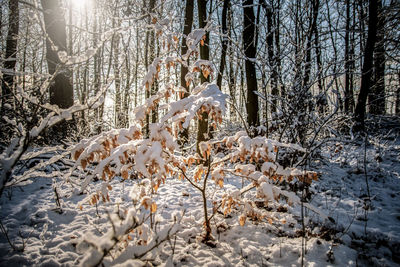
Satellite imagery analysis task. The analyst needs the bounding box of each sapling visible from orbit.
[69,19,328,246]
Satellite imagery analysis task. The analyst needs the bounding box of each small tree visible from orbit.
[69,20,327,244]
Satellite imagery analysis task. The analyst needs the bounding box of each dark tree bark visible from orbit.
[0,0,19,142]
[227,3,236,120]
[1,0,19,115]
[303,0,319,94]
[196,0,212,241]
[196,0,210,152]
[344,0,355,113]
[260,0,278,114]
[144,0,156,136]
[354,0,378,132]
[179,0,194,145]
[369,0,385,115]
[243,0,259,135]
[216,0,229,89]
[180,0,194,94]
[41,0,73,109]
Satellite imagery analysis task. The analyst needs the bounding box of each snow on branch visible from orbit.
[0,82,108,197]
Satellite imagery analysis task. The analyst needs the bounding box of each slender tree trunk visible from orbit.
[1,0,19,116]
[196,0,211,152]
[243,0,259,135]
[179,0,194,145]
[144,0,156,136]
[325,0,343,112]
[216,0,229,89]
[122,29,132,128]
[261,0,278,115]
[368,0,385,115]
[134,27,139,108]
[227,4,236,121]
[68,0,74,99]
[275,0,284,100]
[92,0,102,133]
[196,0,212,240]
[344,0,353,113]
[354,0,378,132]
[113,18,122,128]
[0,0,18,143]
[314,9,325,114]
[303,0,319,96]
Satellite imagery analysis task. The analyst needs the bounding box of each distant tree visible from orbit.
[216,0,229,89]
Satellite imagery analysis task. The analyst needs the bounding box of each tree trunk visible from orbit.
[0,0,19,142]
[243,0,259,135]
[179,0,194,145]
[344,0,355,113]
[325,0,343,112]
[113,17,122,128]
[41,0,73,109]
[227,4,236,121]
[144,0,156,137]
[368,0,385,115]
[314,8,325,114]
[261,0,278,115]
[92,0,102,133]
[122,28,132,128]
[303,0,319,96]
[196,0,210,153]
[354,0,378,132]
[1,0,19,116]
[275,0,284,100]
[216,0,229,89]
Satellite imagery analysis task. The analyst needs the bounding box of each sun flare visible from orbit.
[70,0,90,11]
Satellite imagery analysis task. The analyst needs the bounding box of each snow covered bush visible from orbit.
[0,85,106,198]
[68,20,327,258]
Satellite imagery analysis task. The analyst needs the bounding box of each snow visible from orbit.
[1,136,399,266]
[1,17,399,267]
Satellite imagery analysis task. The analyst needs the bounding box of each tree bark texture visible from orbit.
[196,0,210,152]
[368,0,385,115]
[216,0,229,89]
[179,0,194,145]
[41,0,73,109]
[1,0,19,112]
[243,0,259,134]
[354,0,378,132]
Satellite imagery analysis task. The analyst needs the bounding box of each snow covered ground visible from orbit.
[0,135,399,266]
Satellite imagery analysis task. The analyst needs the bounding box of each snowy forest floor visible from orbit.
[0,133,400,266]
